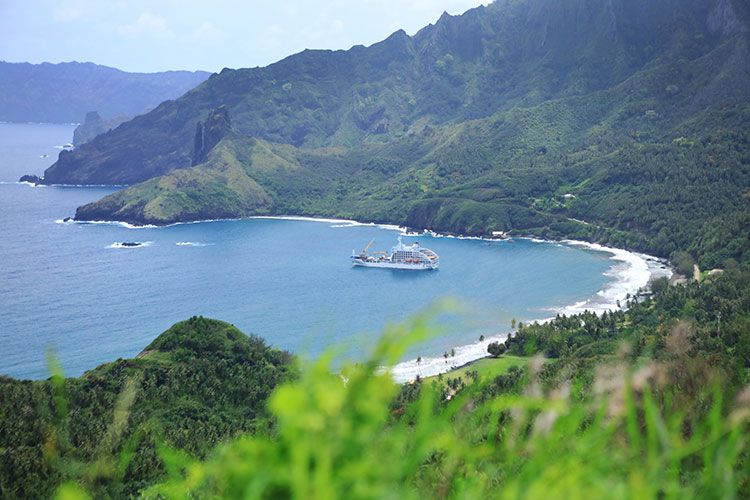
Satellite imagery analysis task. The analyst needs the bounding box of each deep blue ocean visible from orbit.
[0,123,641,380]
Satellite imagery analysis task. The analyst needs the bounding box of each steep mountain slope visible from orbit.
[42,0,739,185]
[0,61,210,123]
[53,0,750,267]
[75,27,750,266]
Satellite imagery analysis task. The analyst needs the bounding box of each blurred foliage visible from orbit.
[1,267,746,498]
[140,273,750,499]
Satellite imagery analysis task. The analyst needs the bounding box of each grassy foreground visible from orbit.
[424,355,531,383]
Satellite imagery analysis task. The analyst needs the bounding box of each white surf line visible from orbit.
[387,239,673,383]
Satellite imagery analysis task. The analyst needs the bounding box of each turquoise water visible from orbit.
[1,123,628,380]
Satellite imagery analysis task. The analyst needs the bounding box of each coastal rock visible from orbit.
[19,174,41,184]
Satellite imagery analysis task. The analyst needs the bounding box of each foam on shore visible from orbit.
[56,219,159,229]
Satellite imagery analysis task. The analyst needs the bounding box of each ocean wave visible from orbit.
[422,231,486,241]
[42,183,128,188]
[175,241,210,247]
[58,219,159,229]
[556,240,669,315]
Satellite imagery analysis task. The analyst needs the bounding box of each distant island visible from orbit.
[0,60,210,123]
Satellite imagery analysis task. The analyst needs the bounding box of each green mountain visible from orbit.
[46,0,750,265]
[0,317,292,499]
[0,61,210,123]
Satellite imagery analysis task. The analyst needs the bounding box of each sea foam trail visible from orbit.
[388,240,672,383]
[175,241,210,247]
[256,216,405,232]
[56,219,159,229]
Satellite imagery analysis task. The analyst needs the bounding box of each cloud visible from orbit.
[261,25,288,49]
[194,22,221,41]
[54,7,82,22]
[118,13,172,39]
[330,18,344,33]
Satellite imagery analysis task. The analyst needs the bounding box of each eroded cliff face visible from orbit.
[192,105,233,166]
[708,0,747,37]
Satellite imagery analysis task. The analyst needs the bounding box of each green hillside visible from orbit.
[63,0,750,268]
[43,0,746,177]
[75,32,750,267]
[0,317,292,499]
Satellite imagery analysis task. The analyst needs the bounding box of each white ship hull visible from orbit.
[350,236,439,270]
[351,259,438,270]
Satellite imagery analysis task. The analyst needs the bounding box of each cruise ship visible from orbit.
[351,236,439,270]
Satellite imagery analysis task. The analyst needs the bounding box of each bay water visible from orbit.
[0,123,663,380]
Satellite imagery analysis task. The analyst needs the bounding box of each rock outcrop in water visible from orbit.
[18,174,42,184]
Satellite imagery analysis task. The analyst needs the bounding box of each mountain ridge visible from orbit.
[37,0,750,268]
[42,0,743,185]
[0,60,210,123]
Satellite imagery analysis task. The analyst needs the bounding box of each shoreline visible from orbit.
[52,209,674,383]
[388,238,673,383]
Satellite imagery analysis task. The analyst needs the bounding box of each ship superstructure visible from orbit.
[351,236,439,270]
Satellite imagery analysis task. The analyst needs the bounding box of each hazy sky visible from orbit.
[1,0,487,74]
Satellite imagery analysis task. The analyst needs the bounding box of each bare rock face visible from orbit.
[192,105,232,166]
[708,0,746,37]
